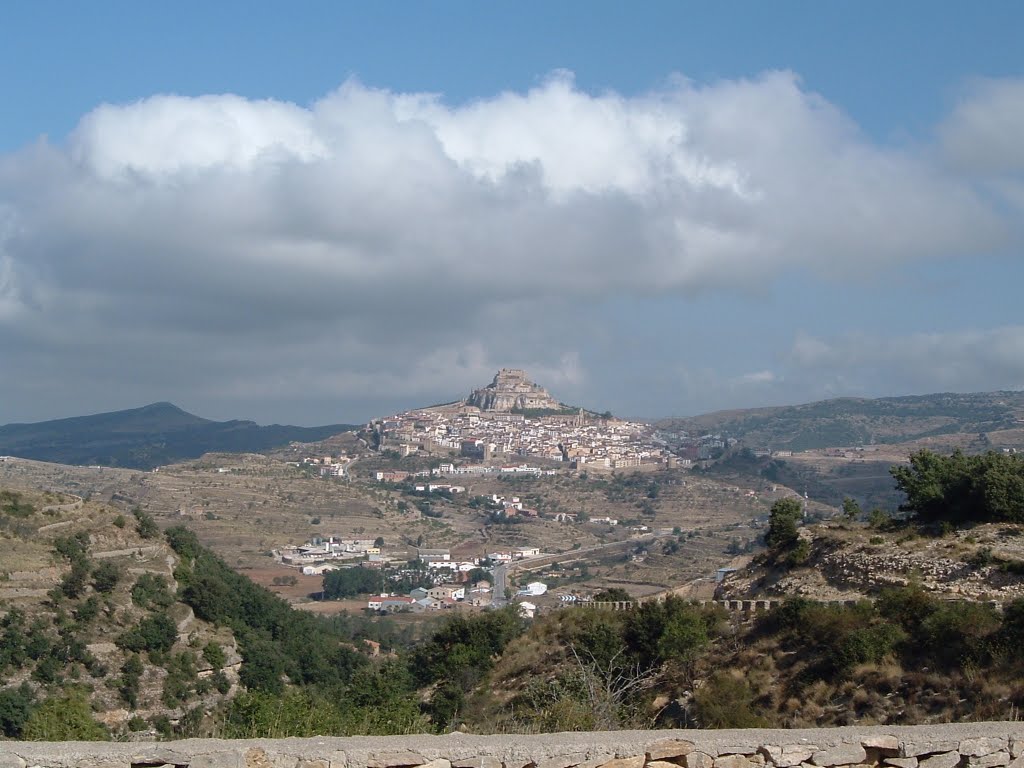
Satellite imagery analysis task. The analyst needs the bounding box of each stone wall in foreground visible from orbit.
[2,723,1023,768]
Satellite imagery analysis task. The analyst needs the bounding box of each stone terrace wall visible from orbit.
[2,723,1023,768]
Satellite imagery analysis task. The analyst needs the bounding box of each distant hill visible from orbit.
[659,391,1024,451]
[0,402,356,469]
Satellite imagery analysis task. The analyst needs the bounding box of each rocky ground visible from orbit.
[718,520,1024,603]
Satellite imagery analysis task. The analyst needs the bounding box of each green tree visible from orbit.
[91,561,121,593]
[118,654,144,708]
[0,683,36,738]
[891,449,1024,526]
[133,506,160,539]
[842,497,862,520]
[117,613,177,655]
[766,498,802,549]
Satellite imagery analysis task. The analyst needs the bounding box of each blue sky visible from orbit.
[1,3,1023,424]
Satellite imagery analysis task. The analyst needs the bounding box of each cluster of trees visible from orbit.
[891,449,1024,525]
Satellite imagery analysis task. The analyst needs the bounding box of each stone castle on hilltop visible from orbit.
[466,368,563,412]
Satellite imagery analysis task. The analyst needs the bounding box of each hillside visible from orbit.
[0,486,241,737]
[659,391,1024,452]
[0,402,356,469]
[717,519,1024,604]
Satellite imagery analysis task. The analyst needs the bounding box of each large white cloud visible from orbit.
[0,72,1020,422]
[789,326,1024,395]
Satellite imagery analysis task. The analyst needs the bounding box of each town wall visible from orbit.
[3,723,1023,768]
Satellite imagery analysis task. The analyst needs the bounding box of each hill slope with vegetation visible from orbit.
[0,402,356,469]
[660,391,1024,451]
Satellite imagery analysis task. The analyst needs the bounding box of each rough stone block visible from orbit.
[684,753,715,768]
[0,756,26,768]
[917,752,961,768]
[961,743,1008,760]
[130,749,192,766]
[191,751,245,768]
[368,754,427,768]
[297,760,329,768]
[884,758,919,768]
[648,743,697,761]
[420,761,452,768]
[503,759,535,768]
[570,754,614,768]
[715,755,756,768]
[760,745,819,768]
[453,759,504,768]
[812,746,867,767]
[902,745,960,759]
[596,757,644,768]
[1011,742,1022,761]
[863,738,901,753]
[538,756,587,768]
[1008,758,1024,768]
[967,754,1009,768]
[650,761,687,768]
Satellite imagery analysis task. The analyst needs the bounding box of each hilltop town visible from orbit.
[368,368,693,470]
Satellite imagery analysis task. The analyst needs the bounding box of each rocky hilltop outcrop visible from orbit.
[718,522,1024,603]
[467,369,564,412]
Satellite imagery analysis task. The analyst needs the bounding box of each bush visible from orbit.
[786,538,811,567]
[203,641,227,669]
[0,683,36,738]
[919,602,1001,669]
[91,561,121,593]
[131,573,175,610]
[117,613,177,655]
[693,671,765,727]
[830,623,906,672]
[53,532,90,562]
[133,507,160,539]
[22,689,109,741]
[59,559,91,599]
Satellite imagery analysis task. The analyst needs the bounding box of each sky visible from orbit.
[2,2,1024,426]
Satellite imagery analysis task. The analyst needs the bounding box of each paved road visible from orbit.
[492,564,508,607]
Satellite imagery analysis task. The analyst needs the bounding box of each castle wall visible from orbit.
[3,722,1023,768]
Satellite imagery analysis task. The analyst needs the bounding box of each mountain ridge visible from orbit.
[657,390,1024,451]
[0,402,356,469]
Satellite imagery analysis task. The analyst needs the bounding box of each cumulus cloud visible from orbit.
[789,327,1024,395]
[0,72,1020,422]
[940,79,1024,174]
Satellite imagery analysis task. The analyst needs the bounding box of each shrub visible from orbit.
[118,654,144,708]
[133,507,160,539]
[59,559,91,599]
[693,671,765,727]
[131,573,175,610]
[202,641,227,669]
[91,561,121,593]
[0,683,36,738]
[919,602,1001,669]
[117,613,177,655]
[22,689,108,741]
